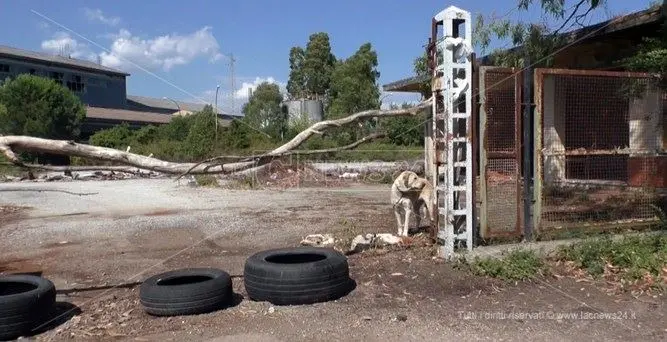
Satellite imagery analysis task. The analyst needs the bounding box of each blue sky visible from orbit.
[0,0,656,114]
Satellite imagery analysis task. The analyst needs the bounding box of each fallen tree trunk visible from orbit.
[0,162,148,174]
[0,99,431,176]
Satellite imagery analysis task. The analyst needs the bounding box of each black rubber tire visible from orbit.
[243,247,355,306]
[0,274,56,341]
[139,268,233,316]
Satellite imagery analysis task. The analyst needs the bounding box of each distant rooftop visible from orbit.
[0,45,129,76]
[86,106,234,127]
[0,45,130,76]
[86,106,172,124]
[126,95,241,118]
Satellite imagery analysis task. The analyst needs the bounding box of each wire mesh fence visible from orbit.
[534,69,666,232]
[479,67,523,238]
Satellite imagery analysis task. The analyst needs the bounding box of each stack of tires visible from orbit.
[138,247,355,317]
[0,275,56,341]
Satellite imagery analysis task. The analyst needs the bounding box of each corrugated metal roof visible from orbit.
[382,74,430,93]
[86,106,235,127]
[126,94,239,117]
[86,107,173,124]
[0,45,129,76]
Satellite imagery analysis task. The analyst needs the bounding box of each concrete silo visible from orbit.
[282,99,324,124]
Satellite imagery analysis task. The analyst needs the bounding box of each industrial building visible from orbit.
[0,45,241,140]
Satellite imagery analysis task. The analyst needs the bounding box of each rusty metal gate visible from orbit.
[479,66,524,239]
[533,68,664,234]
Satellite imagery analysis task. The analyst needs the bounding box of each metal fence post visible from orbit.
[522,58,534,241]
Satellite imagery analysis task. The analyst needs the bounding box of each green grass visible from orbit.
[0,155,22,177]
[464,249,548,282]
[194,174,219,187]
[556,234,667,283]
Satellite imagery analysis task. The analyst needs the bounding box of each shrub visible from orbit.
[132,125,160,145]
[468,249,547,281]
[182,110,217,160]
[157,115,194,141]
[89,123,134,149]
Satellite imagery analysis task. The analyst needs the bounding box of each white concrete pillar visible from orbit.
[628,88,662,155]
[542,75,566,184]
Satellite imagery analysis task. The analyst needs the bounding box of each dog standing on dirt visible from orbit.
[390,171,436,237]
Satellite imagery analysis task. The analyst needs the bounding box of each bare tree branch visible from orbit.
[574,5,596,27]
[552,0,586,35]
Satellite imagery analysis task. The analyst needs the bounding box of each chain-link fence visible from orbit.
[534,69,666,233]
[479,67,523,239]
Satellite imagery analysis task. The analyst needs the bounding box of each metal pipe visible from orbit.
[522,58,534,242]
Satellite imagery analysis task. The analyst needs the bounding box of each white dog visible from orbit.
[390,171,435,237]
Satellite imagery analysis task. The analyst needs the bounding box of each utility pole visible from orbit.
[214,84,220,141]
[229,53,236,116]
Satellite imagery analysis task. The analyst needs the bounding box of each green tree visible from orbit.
[302,32,337,98]
[286,47,306,99]
[0,74,85,139]
[327,43,381,143]
[286,32,337,100]
[242,82,285,140]
[413,51,431,98]
[328,43,381,118]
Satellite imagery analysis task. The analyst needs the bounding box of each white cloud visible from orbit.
[40,32,97,61]
[98,26,223,72]
[83,8,120,26]
[234,77,286,100]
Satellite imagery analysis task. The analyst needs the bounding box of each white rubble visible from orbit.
[338,172,359,179]
[300,234,335,247]
[349,233,403,253]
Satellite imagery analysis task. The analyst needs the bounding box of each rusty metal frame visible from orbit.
[533,69,545,232]
[427,16,440,242]
[532,67,660,232]
[479,66,524,239]
[515,68,524,238]
[471,53,479,242]
[534,68,653,78]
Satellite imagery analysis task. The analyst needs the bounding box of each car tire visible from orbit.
[139,268,234,316]
[243,247,355,306]
[0,274,56,341]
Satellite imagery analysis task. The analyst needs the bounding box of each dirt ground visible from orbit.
[0,179,666,341]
